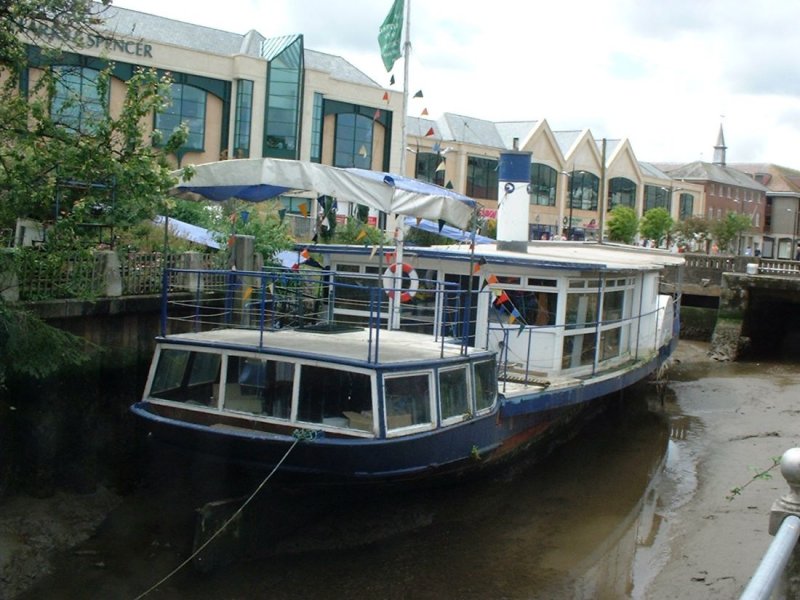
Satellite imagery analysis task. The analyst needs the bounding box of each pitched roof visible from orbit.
[662,161,769,191]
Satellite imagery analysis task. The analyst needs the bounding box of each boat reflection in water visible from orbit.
[166,393,673,599]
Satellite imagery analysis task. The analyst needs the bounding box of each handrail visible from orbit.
[740,515,800,600]
[740,447,800,599]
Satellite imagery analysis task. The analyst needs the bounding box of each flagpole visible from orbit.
[389,0,411,330]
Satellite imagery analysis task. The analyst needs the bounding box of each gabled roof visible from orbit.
[552,130,582,156]
[441,113,505,148]
[664,161,769,191]
[639,162,672,179]
[495,121,539,149]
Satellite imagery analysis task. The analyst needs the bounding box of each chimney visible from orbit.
[496,151,533,253]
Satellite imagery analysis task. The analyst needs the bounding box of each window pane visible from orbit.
[474,360,496,412]
[385,373,431,429]
[150,349,220,406]
[562,333,597,369]
[298,365,372,428]
[440,367,470,420]
[602,289,625,322]
[565,292,598,328]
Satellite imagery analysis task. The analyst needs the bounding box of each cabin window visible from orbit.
[440,366,470,421]
[221,355,294,418]
[565,292,599,329]
[297,365,373,429]
[474,359,497,412]
[600,328,622,361]
[384,373,432,430]
[602,290,625,322]
[561,332,598,369]
[493,289,558,327]
[149,348,221,406]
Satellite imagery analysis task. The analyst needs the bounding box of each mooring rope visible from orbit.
[133,430,315,599]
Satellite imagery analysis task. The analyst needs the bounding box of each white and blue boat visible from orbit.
[131,155,684,485]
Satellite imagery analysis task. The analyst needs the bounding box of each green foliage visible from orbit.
[231,209,294,260]
[727,456,780,501]
[404,225,454,246]
[606,206,639,244]
[639,207,673,246]
[710,212,753,253]
[333,219,387,245]
[0,301,95,388]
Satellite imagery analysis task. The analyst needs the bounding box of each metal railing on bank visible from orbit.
[740,448,800,599]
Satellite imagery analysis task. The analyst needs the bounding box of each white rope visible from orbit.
[132,435,303,599]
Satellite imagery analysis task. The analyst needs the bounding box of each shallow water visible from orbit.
[21,346,786,600]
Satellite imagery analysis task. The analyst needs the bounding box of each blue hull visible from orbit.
[131,340,673,486]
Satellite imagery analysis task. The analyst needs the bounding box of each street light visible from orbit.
[562,169,587,240]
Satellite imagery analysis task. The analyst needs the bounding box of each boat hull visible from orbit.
[131,339,673,487]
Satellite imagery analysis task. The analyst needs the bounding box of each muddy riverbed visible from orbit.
[4,340,799,599]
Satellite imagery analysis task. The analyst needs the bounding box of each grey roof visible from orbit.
[552,130,582,156]
[666,161,769,191]
[495,121,539,149]
[99,5,260,56]
[406,116,439,139]
[639,162,672,179]
[98,5,381,89]
[441,114,505,147]
[304,49,381,88]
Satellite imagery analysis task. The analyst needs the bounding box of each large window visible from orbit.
[334,113,373,169]
[149,348,221,406]
[467,156,498,200]
[51,66,106,132]
[156,83,206,150]
[568,171,599,211]
[530,163,558,206]
[233,79,253,158]
[473,359,497,413]
[310,92,323,163]
[679,193,694,220]
[263,36,303,158]
[644,185,670,213]
[415,152,445,186]
[608,177,636,210]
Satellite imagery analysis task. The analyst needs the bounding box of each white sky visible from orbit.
[111,0,800,168]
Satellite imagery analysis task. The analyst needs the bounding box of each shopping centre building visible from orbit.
[22,4,800,254]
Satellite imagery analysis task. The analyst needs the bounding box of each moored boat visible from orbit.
[131,154,684,486]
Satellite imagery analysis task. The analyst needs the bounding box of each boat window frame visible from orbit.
[473,358,497,415]
[438,364,472,425]
[382,369,436,437]
[145,345,222,408]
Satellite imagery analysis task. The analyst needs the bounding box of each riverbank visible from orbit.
[641,340,800,598]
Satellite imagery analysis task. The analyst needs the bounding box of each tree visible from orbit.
[672,216,711,252]
[710,212,752,254]
[639,207,673,247]
[0,1,188,386]
[606,206,639,244]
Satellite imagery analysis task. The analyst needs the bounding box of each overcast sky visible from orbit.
[112,0,800,168]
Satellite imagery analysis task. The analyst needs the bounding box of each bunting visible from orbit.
[373,109,381,121]
[413,90,424,98]
[382,91,390,102]
[298,203,309,217]
[301,248,310,259]
[421,107,429,116]
[472,256,487,275]
[425,127,435,137]
[355,229,368,242]
[390,75,396,85]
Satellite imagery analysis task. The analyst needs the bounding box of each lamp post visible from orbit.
[562,168,587,241]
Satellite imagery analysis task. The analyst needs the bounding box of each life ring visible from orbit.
[382,262,419,302]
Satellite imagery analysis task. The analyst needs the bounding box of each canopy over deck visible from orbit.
[171,158,478,230]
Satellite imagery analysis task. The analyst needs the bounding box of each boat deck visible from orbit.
[165,326,480,364]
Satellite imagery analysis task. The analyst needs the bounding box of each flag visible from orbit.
[298,203,309,217]
[473,257,487,275]
[373,109,381,121]
[355,229,367,242]
[382,91,389,102]
[436,160,446,172]
[378,0,404,72]
[437,219,446,232]
[301,248,310,259]
[421,107,429,116]
[425,127,435,137]
[413,90,423,98]
[390,75,395,85]
[481,272,498,290]
[358,145,368,158]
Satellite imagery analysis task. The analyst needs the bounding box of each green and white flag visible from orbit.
[378,0,404,72]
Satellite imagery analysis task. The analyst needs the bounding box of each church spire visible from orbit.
[713,123,727,166]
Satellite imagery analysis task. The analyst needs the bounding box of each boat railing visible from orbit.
[158,267,479,360]
[490,301,671,391]
[740,448,800,599]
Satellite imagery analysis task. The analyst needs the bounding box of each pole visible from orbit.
[598,138,607,244]
[390,0,412,330]
[569,167,575,240]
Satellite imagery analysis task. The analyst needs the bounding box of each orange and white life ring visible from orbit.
[382,262,419,302]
